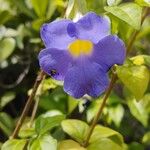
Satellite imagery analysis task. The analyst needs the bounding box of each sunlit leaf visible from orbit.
[0,92,15,109]
[142,132,150,144]
[108,104,124,127]
[58,140,86,150]
[29,135,57,150]
[135,0,150,7]
[117,65,150,100]
[0,112,14,136]
[35,115,65,135]
[127,98,148,127]
[65,0,87,19]
[31,0,49,17]
[107,0,122,6]
[87,138,122,150]
[131,55,150,67]
[18,122,35,138]
[61,119,89,144]
[32,18,46,31]
[0,38,15,61]
[90,125,123,145]
[1,139,27,150]
[105,3,142,30]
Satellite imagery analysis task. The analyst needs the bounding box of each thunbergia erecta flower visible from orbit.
[38,12,126,98]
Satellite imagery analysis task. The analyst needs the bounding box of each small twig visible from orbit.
[83,7,150,147]
[10,70,45,139]
[29,75,46,126]
[29,98,40,127]
[83,73,117,147]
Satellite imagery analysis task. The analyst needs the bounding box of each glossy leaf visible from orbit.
[35,115,65,135]
[58,140,86,150]
[142,132,150,144]
[108,104,124,127]
[0,112,14,136]
[31,0,49,17]
[0,38,15,61]
[90,125,123,145]
[0,92,15,109]
[117,65,150,100]
[1,139,27,150]
[127,98,148,127]
[135,0,150,7]
[107,0,122,6]
[29,135,57,150]
[105,3,142,30]
[61,119,89,143]
[18,122,35,138]
[65,0,87,19]
[87,138,122,150]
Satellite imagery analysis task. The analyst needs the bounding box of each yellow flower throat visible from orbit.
[68,40,93,57]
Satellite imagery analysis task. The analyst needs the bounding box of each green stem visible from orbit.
[83,73,117,147]
[10,70,45,139]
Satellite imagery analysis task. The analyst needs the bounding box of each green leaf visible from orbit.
[105,3,142,30]
[108,104,124,127]
[135,0,150,7]
[87,138,122,150]
[31,0,49,17]
[65,0,87,19]
[117,65,150,100]
[76,0,87,14]
[2,139,27,150]
[0,38,15,62]
[61,119,89,144]
[142,132,150,144]
[18,122,36,138]
[58,140,86,150]
[107,0,122,6]
[127,98,148,127]
[32,18,46,31]
[0,92,15,109]
[65,0,75,19]
[131,55,150,67]
[128,142,144,150]
[141,93,150,113]
[0,112,14,136]
[29,135,57,150]
[87,93,122,122]
[46,0,57,20]
[0,10,12,25]
[35,115,65,135]
[11,0,36,18]
[68,96,79,114]
[86,100,102,123]
[90,125,123,145]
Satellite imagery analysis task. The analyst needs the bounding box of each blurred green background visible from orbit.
[0,0,150,149]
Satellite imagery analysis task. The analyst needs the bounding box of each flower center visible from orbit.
[68,40,93,57]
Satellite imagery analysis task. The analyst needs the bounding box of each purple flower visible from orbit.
[38,12,126,99]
